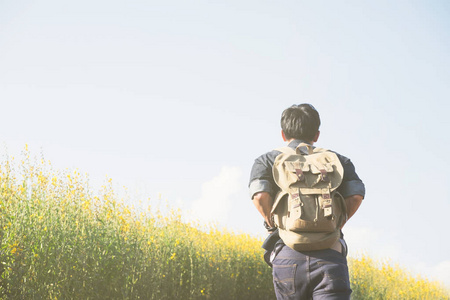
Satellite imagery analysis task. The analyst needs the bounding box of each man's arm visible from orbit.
[252,192,275,228]
[341,194,363,228]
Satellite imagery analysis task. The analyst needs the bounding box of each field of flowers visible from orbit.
[1,147,449,299]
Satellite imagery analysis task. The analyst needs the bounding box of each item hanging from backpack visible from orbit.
[271,143,347,251]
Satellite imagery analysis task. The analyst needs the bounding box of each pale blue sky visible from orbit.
[1,0,449,287]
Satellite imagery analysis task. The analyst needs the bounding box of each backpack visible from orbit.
[271,143,347,251]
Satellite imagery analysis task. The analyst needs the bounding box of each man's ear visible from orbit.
[313,131,320,143]
[281,130,287,141]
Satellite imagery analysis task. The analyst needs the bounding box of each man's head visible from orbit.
[281,104,321,143]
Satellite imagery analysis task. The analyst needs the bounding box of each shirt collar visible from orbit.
[287,139,310,149]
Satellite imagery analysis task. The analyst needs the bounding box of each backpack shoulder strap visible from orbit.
[274,146,296,154]
[276,143,322,156]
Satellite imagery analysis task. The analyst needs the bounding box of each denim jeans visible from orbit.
[272,245,351,300]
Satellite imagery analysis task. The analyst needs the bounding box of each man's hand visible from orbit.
[341,194,363,228]
[252,192,275,228]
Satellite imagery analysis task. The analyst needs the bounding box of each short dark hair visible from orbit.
[281,104,321,142]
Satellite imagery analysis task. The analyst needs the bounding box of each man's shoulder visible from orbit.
[328,149,351,165]
[309,142,350,165]
[254,149,283,167]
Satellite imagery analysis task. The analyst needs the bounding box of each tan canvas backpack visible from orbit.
[271,143,347,251]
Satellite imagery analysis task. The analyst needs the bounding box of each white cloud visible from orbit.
[189,166,243,225]
[344,226,401,261]
[432,261,450,289]
[344,226,450,289]
[344,226,379,256]
[411,260,450,290]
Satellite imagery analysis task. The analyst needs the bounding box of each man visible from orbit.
[249,104,365,300]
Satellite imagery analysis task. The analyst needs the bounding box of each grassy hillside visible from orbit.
[1,149,448,299]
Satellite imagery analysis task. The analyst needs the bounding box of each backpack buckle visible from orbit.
[295,169,305,182]
[319,169,329,182]
[322,189,333,217]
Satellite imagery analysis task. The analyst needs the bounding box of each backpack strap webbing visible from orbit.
[275,146,296,154]
[276,143,325,156]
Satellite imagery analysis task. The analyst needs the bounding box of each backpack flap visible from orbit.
[273,151,342,188]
